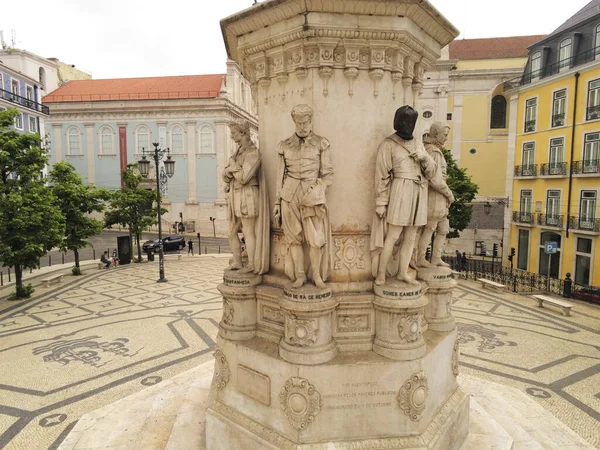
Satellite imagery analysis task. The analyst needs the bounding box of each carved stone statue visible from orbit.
[416,122,455,268]
[273,104,333,289]
[370,105,436,286]
[223,119,270,274]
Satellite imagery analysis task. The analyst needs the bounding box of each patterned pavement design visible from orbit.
[0,258,598,449]
[454,281,600,448]
[0,256,228,450]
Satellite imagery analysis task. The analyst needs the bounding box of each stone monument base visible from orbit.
[205,329,468,450]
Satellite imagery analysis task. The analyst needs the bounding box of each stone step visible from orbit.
[459,399,513,450]
[459,374,595,450]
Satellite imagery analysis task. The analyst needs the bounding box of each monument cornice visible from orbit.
[221,0,458,64]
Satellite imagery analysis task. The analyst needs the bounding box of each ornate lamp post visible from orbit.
[138,142,175,283]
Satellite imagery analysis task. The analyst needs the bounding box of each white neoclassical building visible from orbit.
[43,61,257,236]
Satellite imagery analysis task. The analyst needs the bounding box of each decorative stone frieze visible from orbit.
[285,315,318,346]
[222,299,234,325]
[213,348,231,390]
[279,376,322,430]
[333,237,366,271]
[398,313,422,343]
[397,371,428,421]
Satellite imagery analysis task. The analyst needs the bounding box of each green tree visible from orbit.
[49,161,108,273]
[0,109,65,298]
[104,164,165,261]
[442,147,479,239]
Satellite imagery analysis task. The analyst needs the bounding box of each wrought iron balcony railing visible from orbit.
[513,211,534,224]
[0,89,49,115]
[572,159,600,174]
[521,45,600,85]
[524,120,536,133]
[537,213,564,228]
[551,113,565,127]
[514,164,537,177]
[568,216,600,232]
[540,162,567,176]
[587,105,600,121]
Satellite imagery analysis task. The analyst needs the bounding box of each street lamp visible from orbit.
[138,142,175,283]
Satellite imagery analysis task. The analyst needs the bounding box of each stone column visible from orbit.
[84,123,95,184]
[373,281,428,361]
[52,124,62,162]
[185,121,198,204]
[215,119,229,206]
[218,271,261,341]
[418,267,456,332]
[450,95,463,164]
[278,287,338,365]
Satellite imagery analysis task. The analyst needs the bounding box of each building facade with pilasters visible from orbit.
[42,61,256,237]
[508,0,600,287]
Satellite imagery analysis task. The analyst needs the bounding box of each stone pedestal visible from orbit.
[418,267,456,333]
[217,270,262,341]
[206,329,468,450]
[208,1,464,449]
[373,280,427,361]
[279,286,338,365]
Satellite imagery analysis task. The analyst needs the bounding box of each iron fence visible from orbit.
[443,256,600,305]
[540,162,567,176]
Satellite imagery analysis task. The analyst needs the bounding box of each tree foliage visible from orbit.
[49,161,108,271]
[104,164,165,261]
[442,147,479,239]
[0,109,65,298]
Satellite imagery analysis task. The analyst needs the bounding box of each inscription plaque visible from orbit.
[237,365,271,405]
[322,380,396,415]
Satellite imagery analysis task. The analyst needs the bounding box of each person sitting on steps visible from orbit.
[101,251,112,269]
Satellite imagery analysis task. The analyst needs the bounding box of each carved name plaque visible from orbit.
[283,289,332,302]
[322,380,396,416]
[223,276,251,286]
[237,365,271,405]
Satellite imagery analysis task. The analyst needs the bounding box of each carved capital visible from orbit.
[280,377,322,430]
[213,348,231,390]
[397,371,428,421]
[398,313,422,343]
[318,66,334,97]
[452,339,460,376]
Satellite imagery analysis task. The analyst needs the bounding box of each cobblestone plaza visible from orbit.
[0,256,598,449]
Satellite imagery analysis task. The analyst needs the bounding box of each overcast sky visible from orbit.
[0,0,591,79]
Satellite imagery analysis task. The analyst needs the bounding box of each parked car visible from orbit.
[572,287,600,305]
[142,235,186,252]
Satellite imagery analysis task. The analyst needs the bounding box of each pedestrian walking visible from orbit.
[188,239,194,256]
[112,249,119,266]
[462,252,468,271]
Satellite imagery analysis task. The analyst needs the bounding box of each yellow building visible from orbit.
[422,35,542,255]
[508,0,600,287]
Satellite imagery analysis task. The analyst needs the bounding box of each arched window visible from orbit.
[135,125,150,153]
[490,95,507,129]
[170,125,184,153]
[67,127,82,155]
[199,124,214,154]
[99,126,115,154]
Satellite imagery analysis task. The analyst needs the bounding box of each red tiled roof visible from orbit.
[42,74,225,103]
[449,35,546,60]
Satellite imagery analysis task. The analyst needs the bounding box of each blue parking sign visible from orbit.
[545,241,558,254]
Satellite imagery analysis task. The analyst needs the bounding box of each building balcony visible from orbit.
[587,105,600,121]
[572,159,600,175]
[514,164,537,177]
[520,45,600,86]
[551,113,565,127]
[0,89,49,115]
[524,120,536,133]
[540,162,568,176]
[568,216,600,232]
[537,213,564,228]
[513,211,534,224]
